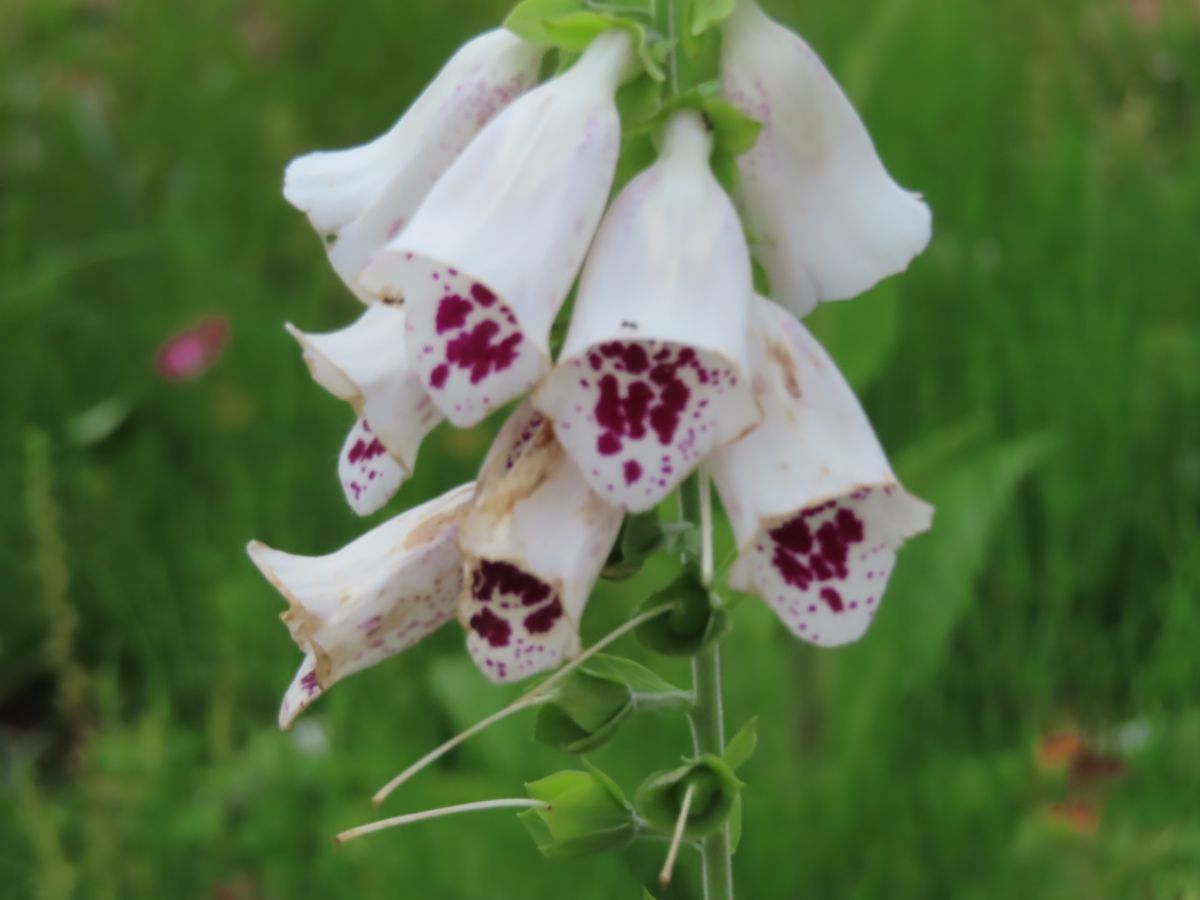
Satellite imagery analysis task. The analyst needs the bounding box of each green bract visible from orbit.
[505,0,668,81]
[636,568,730,657]
[635,754,743,839]
[520,768,637,858]
[535,654,692,753]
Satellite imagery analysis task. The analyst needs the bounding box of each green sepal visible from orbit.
[688,0,737,37]
[636,567,730,657]
[521,768,637,858]
[535,654,691,753]
[535,672,632,754]
[505,1,666,81]
[635,754,743,839]
[621,82,762,193]
[601,513,695,581]
[723,717,758,771]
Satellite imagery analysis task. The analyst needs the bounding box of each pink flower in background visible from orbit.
[156,315,231,381]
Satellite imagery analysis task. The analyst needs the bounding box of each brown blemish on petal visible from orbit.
[474,416,565,521]
[767,339,802,400]
[402,507,464,551]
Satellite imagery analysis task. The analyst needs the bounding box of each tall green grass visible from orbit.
[2,0,1198,896]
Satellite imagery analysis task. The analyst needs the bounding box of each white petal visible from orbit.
[288,304,443,477]
[710,298,932,646]
[285,31,544,302]
[722,0,931,315]
[248,483,474,728]
[457,404,623,684]
[337,417,407,516]
[360,31,635,427]
[535,113,760,512]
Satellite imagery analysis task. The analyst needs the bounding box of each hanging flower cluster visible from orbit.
[250,0,934,730]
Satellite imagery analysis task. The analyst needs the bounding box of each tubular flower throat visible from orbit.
[250,1,933,723]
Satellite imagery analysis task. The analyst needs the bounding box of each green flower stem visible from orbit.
[682,471,735,900]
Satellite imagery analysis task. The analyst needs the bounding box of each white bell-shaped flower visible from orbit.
[721,0,932,316]
[710,298,933,647]
[457,404,623,684]
[247,483,474,729]
[286,305,443,516]
[284,30,545,301]
[360,31,637,427]
[535,112,759,513]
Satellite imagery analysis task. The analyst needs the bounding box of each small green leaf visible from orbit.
[66,395,134,447]
[689,0,737,36]
[728,794,743,854]
[723,717,758,771]
[580,654,690,706]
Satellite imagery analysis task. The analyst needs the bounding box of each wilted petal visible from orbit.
[536,112,759,512]
[285,30,545,301]
[288,305,443,511]
[710,298,932,646]
[457,404,623,684]
[248,483,474,728]
[360,31,636,427]
[337,417,407,516]
[722,0,931,315]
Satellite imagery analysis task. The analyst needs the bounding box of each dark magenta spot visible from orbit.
[471,283,497,307]
[445,319,522,384]
[430,364,449,389]
[300,669,320,696]
[524,599,563,635]
[470,608,511,648]
[768,502,867,599]
[623,460,643,485]
[820,587,845,613]
[435,294,472,334]
[473,560,554,608]
[347,437,386,465]
[597,433,622,456]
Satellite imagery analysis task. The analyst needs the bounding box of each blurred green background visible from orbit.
[3,0,1199,896]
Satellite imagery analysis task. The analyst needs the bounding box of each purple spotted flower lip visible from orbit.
[721,0,931,317]
[247,484,475,729]
[457,404,623,684]
[536,111,761,512]
[358,30,637,428]
[284,30,545,302]
[287,305,444,516]
[710,298,933,647]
